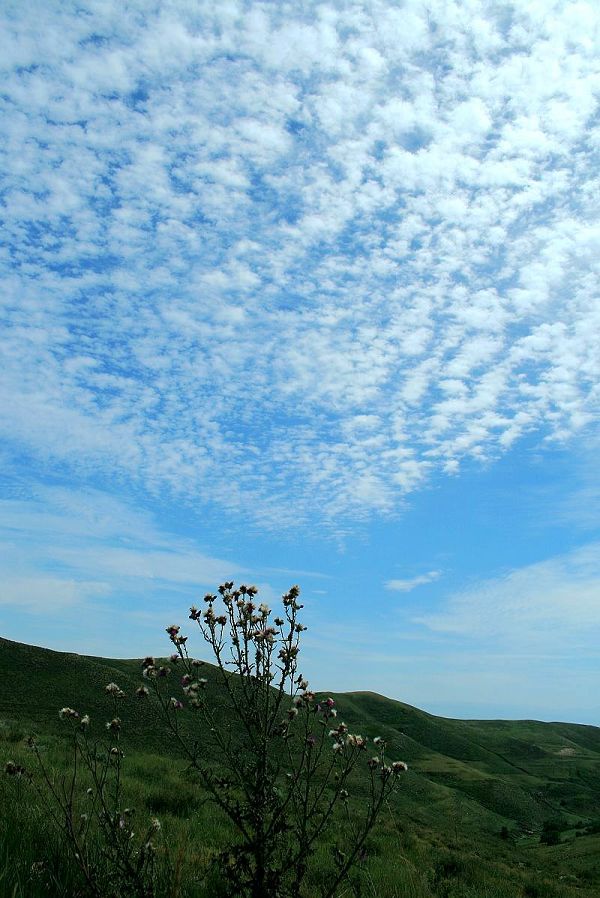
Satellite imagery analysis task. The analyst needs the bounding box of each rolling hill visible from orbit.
[2,635,600,897]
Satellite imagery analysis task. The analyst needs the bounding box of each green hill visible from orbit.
[2,635,600,898]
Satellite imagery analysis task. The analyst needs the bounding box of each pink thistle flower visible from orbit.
[168,698,184,711]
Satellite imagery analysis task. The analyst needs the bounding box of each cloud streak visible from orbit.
[415,542,600,648]
[385,571,441,592]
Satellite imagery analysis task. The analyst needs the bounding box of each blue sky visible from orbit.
[1,0,599,724]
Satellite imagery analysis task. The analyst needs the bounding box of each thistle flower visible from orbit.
[169,653,181,663]
[80,714,90,728]
[346,734,366,749]
[332,742,344,753]
[368,756,379,769]
[166,625,180,638]
[142,656,155,669]
[189,606,201,620]
[288,707,299,720]
[392,761,408,774]
[106,718,121,732]
[105,683,125,697]
[373,736,385,747]
[59,707,79,720]
[168,697,184,711]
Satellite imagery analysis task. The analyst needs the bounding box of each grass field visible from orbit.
[1,635,599,897]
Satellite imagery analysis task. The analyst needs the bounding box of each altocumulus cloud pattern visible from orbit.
[2,0,599,528]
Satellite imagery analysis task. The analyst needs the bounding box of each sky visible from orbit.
[1,0,599,725]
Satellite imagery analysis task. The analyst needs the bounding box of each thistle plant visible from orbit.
[6,686,161,898]
[6,581,407,898]
[142,582,407,898]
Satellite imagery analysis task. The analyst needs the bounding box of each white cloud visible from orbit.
[1,1,600,530]
[0,576,109,611]
[415,542,600,646]
[385,571,441,592]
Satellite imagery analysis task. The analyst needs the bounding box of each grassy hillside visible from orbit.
[2,636,600,897]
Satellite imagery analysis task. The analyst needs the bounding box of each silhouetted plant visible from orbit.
[143,581,408,898]
[7,582,407,898]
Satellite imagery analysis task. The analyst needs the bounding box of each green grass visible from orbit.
[1,636,600,897]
